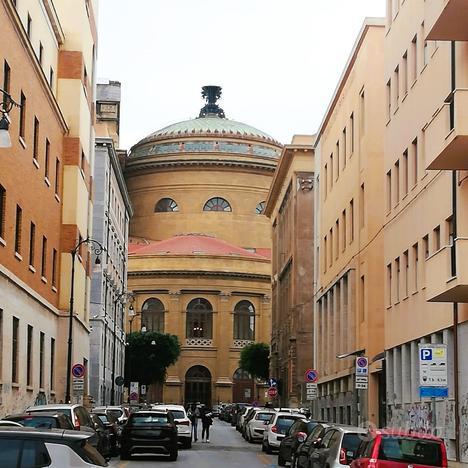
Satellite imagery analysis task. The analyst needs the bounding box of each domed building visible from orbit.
[125,86,282,405]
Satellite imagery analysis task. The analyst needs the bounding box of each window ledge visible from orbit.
[0,237,5,247]
[14,252,23,261]
[44,177,51,187]
[26,386,34,392]
[41,276,47,284]
[402,92,408,103]
[29,265,36,273]
[410,79,417,90]
[11,382,20,388]
[412,290,419,296]
[18,136,27,149]
[33,158,40,169]
[393,105,400,116]
[54,193,61,203]
[52,285,57,293]
[394,300,400,306]
[402,295,409,301]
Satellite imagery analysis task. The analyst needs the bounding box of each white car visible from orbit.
[93,405,129,424]
[262,412,306,453]
[245,410,276,443]
[152,404,192,448]
[0,427,106,467]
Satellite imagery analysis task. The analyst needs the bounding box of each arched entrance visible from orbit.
[185,365,211,406]
[232,368,254,403]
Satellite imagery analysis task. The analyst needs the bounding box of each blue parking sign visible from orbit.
[420,348,433,361]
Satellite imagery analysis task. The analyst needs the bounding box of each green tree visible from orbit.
[125,331,181,386]
[239,342,270,380]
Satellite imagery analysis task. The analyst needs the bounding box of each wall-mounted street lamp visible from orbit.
[0,88,21,148]
[65,237,105,404]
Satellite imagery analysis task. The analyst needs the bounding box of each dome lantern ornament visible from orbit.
[199,85,225,119]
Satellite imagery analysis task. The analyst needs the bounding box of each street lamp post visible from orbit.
[65,237,104,404]
[110,291,134,406]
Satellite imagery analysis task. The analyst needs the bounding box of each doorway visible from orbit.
[185,365,212,406]
[232,368,254,403]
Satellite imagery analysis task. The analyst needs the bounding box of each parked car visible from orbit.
[0,427,107,467]
[262,412,306,453]
[278,419,319,466]
[211,405,221,417]
[93,406,129,425]
[92,410,121,456]
[3,412,74,430]
[90,413,112,460]
[308,425,366,468]
[232,403,250,427]
[25,404,99,451]
[236,405,252,431]
[0,420,23,427]
[120,411,178,461]
[293,423,330,468]
[245,409,277,443]
[152,404,192,449]
[242,407,268,438]
[351,430,448,468]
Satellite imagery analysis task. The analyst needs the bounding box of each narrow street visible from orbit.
[109,419,277,468]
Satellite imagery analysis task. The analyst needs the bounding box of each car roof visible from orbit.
[152,405,185,410]
[326,425,367,434]
[26,404,79,410]
[275,412,306,418]
[6,413,66,419]
[0,427,90,441]
[374,429,443,441]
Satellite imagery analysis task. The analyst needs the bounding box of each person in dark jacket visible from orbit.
[201,406,213,442]
[188,403,201,442]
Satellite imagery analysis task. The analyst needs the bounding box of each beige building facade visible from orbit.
[265,135,315,407]
[125,87,281,405]
[313,19,386,427]
[0,0,97,415]
[383,0,468,462]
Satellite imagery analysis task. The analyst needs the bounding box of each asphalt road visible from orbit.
[109,419,277,467]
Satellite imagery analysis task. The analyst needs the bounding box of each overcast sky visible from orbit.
[97,0,385,150]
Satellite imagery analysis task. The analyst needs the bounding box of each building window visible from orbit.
[394,160,400,206]
[342,128,347,167]
[39,332,44,388]
[330,154,334,187]
[412,138,418,187]
[350,199,354,243]
[141,298,165,333]
[359,88,365,136]
[394,66,400,107]
[155,197,179,212]
[0,185,5,240]
[411,35,418,82]
[386,170,392,212]
[12,317,19,383]
[38,42,43,66]
[386,79,392,120]
[15,204,22,254]
[433,226,441,252]
[350,113,355,154]
[359,183,365,228]
[49,67,54,88]
[402,51,408,96]
[387,263,392,307]
[323,236,327,273]
[403,250,409,298]
[203,197,231,212]
[2,61,10,109]
[402,149,408,196]
[186,298,213,339]
[324,164,328,198]
[33,117,39,162]
[41,236,47,278]
[336,141,340,179]
[412,243,419,292]
[395,257,400,302]
[27,325,33,386]
[27,13,32,38]
[341,209,346,251]
[360,275,365,323]
[19,92,26,139]
[54,158,60,195]
[52,248,57,287]
[50,338,55,390]
[335,220,339,260]
[423,234,429,259]
[29,222,35,267]
[233,300,255,341]
[44,139,50,179]
[255,201,266,215]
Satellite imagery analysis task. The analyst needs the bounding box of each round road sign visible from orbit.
[305,369,319,383]
[72,363,85,378]
[356,357,368,369]
[267,387,278,398]
[115,376,124,386]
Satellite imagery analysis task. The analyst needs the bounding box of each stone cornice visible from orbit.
[128,269,271,282]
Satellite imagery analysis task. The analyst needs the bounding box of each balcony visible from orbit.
[424,89,468,170]
[425,0,468,41]
[426,238,468,302]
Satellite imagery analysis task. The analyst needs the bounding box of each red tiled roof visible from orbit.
[128,234,270,259]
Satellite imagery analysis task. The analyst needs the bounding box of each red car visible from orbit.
[351,430,447,468]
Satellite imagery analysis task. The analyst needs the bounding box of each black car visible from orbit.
[293,423,330,468]
[92,410,120,456]
[120,411,178,461]
[91,413,112,460]
[3,412,74,430]
[278,420,319,466]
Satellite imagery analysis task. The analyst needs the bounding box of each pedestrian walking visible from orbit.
[188,403,201,442]
[201,406,213,443]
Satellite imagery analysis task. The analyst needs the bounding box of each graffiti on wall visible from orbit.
[407,404,433,433]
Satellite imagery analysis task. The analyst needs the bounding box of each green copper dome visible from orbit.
[141,116,277,143]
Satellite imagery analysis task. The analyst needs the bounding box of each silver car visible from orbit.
[245,410,276,443]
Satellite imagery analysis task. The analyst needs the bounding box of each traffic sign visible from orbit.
[419,344,448,398]
[267,378,278,387]
[72,377,84,395]
[305,382,318,400]
[356,357,368,375]
[115,376,124,386]
[130,392,138,401]
[72,363,85,379]
[267,387,278,398]
[304,369,319,383]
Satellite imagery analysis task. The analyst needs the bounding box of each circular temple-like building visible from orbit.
[125,86,282,405]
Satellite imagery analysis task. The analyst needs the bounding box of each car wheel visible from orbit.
[184,438,192,449]
[265,442,273,454]
[278,452,286,466]
[261,441,267,452]
[168,449,178,461]
[120,451,131,460]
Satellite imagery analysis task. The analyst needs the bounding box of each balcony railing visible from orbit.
[425,0,468,41]
[424,89,468,170]
[426,238,468,302]
[185,338,213,347]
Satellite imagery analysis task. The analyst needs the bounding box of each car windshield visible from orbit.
[97,415,109,424]
[168,410,185,419]
[107,409,123,419]
[342,433,363,456]
[10,416,58,429]
[257,413,274,421]
[276,417,299,434]
[28,408,72,420]
[130,413,169,425]
[379,436,442,467]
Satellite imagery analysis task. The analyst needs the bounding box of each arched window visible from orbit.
[186,298,213,339]
[256,201,266,214]
[203,197,231,212]
[155,198,179,212]
[233,368,252,380]
[141,298,165,333]
[233,300,255,340]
